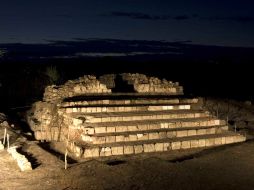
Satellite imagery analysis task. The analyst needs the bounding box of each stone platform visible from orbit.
[27,73,246,159]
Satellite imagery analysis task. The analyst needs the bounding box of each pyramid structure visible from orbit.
[27,73,246,159]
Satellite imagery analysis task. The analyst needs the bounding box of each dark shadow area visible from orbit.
[38,142,77,164]
[16,147,41,169]
[105,159,127,166]
[111,74,135,93]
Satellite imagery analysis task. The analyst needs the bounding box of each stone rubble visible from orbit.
[7,147,32,171]
[121,73,183,94]
[43,75,111,102]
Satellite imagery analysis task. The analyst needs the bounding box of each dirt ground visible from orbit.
[1,98,254,190]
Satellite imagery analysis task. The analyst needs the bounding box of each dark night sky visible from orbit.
[1,0,254,47]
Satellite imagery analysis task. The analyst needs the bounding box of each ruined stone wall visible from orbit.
[121,73,183,94]
[43,75,111,102]
[99,74,116,89]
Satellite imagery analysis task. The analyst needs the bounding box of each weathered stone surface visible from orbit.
[124,145,134,154]
[171,141,181,150]
[112,146,124,155]
[143,144,155,152]
[134,145,143,154]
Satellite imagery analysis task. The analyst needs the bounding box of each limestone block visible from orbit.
[138,125,148,131]
[188,130,196,136]
[198,139,206,147]
[81,134,93,142]
[106,127,115,133]
[190,140,199,148]
[129,135,137,141]
[234,135,246,142]
[148,132,159,140]
[163,142,171,151]
[158,132,167,139]
[155,143,164,152]
[111,146,124,155]
[94,136,106,144]
[84,127,95,135]
[115,135,125,142]
[214,137,222,145]
[171,142,181,150]
[167,131,176,138]
[95,127,106,134]
[225,136,234,144]
[149,124,159,130]
[181,141,191,149]
[197,129,206,135]
[100,147,112,157]
[116,126,128,132]
[134,145,143,154]
[206,128,215,134]
[101,117,110,122]
[124,145,134,154]
[221,137,226,144]
[143,144,155,152]
[106,136,116,143]
[128,125,138,131]
[205,138,215,147]
[176,130,188,137]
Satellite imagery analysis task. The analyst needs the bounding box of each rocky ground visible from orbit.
[1,98,254,190]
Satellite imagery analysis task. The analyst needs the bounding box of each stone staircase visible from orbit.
[60,95,246,159]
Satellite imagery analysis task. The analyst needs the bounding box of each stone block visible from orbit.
[181,141,191,149]
[94,136,106,144]
[171,141,181,150]
[225,136,234,144]
[111,146,124,155]
[95,127,106,134]
[163,142,171,151]
[105,136,116,143]
[205,138,215,147]
[167,131,176,138]
[214,137,222,145]
[197,129,206,135]
[206,128,216,134]
[188,130,196,136]
[176,130,188,137]
[134,145,143,154]
[198,139,206,147]
[100,147,112,157]
[143,144,155,152]
[221,137,226,144]
[128,125,138,131]
[83,148,99,158]
[124,145,134,155]
[155,143,164,152]
[129,135,137,141]
[190,140,199,148]
[106,127,115,133]
[84,127,95,135]
[158,132,167,139]
[138,125,148,131]
[115,135,125,142]
[148,132,159,140]
[116,126,128,132]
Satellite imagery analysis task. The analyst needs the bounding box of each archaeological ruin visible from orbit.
[27,73,246,159]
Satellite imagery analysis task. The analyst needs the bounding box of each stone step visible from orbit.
[69,110,211,123]
[81,125,229,145]
[61,97,198,107]
[61,104,191,114]
[68,132,246,158]
[79,117,224,135]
